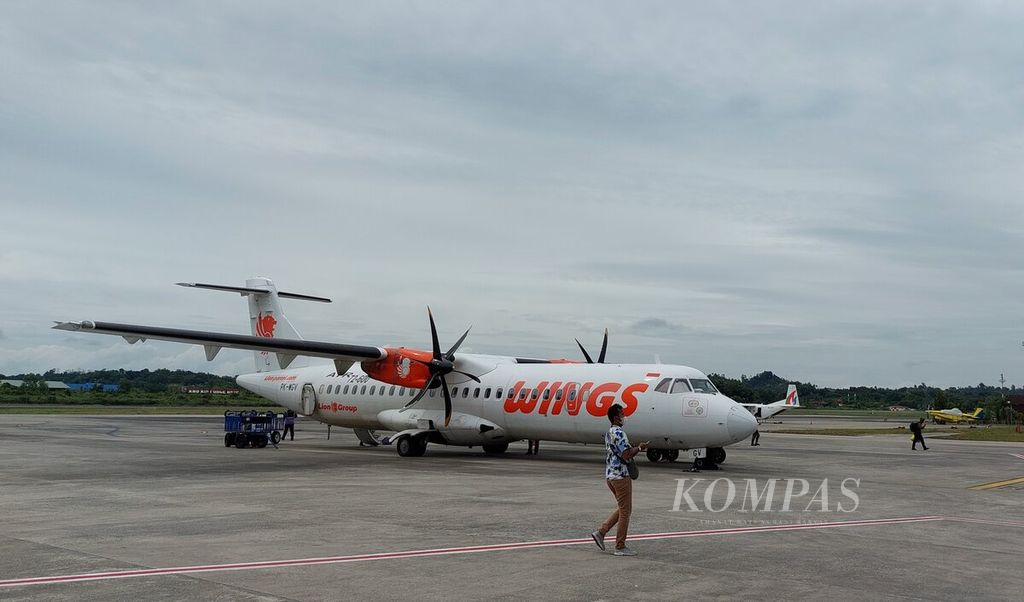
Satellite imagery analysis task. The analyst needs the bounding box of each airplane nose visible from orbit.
[726,405,758,442]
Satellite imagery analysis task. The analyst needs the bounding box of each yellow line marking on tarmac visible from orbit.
[969,476,1024,490]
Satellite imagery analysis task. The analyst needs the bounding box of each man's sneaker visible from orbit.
[612,547,637,556]
[590,531,606,552]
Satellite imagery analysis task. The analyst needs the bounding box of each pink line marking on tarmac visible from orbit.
[0,515,942,589]
[1010,453,1024,461]
[943,516,1024,529]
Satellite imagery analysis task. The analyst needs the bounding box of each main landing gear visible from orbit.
[482,442,509,455]
[395,435,428,457]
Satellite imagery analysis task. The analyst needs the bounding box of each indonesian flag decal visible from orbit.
[645,372,661,380]
[256,313,277,338]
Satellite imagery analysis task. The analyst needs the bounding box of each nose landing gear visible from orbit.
[645,448,680,463]
[689,447,726,472]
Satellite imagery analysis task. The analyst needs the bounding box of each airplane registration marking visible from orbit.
[0,516,942,589]
[968,476,1024,491]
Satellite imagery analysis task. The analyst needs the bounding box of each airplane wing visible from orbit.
[53,320,385,371]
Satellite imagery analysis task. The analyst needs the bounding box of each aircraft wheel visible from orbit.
[255,436,268,448]
[646,448,663,463]
[664,449,679,462]
[270,431,281,445]
[482,442,509,455]
[709,447,726,464]
[224,433,235,447]
[410,436,428,457]
[395,438,419,456]
[235,434,248,449]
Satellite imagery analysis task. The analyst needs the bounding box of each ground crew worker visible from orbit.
[910,417,928,450]
[526,439,540,455]
[751,429,760,446]
[284,410,296,441]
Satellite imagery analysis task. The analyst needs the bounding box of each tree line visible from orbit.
[1,368,1019,421]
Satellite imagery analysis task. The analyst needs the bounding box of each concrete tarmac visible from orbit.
[1,415,1022,600]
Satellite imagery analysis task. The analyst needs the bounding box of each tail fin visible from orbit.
[971,407,985,419]
[785,384,800,407]
[178,277,331,372]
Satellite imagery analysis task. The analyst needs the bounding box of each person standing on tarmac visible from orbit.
[591,404,649,557]
[526,439,540,455]
[750,429,761,446]
[910,417,928,450]
[283,410,296,441]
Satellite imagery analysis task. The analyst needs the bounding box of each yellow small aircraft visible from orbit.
[926,407,985,424]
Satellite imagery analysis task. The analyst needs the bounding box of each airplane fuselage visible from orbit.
[238,357,759,450]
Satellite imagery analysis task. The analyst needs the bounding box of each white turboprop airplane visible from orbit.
[54,278,759,466]
[741,384,800,421]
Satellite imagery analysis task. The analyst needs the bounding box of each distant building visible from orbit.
[888,405,912,412]
[0,380,69,390]
[66,383,120,392]
[181,386,240,395]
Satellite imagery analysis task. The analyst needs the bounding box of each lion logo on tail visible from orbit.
[256,313,277,338]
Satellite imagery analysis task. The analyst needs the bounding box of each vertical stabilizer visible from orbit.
[245,277,306,372]
[785,384,800,407]
[176,277,332,373]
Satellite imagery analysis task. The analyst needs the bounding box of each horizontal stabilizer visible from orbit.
[176,282,331,303]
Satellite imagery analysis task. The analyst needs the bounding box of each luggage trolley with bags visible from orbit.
[224,410,285,449]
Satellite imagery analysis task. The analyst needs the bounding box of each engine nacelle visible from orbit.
[361,347,434,388]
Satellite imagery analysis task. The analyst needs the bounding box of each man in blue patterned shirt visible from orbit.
[591,404,649,556]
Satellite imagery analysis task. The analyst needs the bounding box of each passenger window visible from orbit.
[343,385,350,394]
[369,386,376,395]
[495,388,502,399]
[555,388,563,400]
[318,384,325,394]
[519,389,527,400]
[568,386,577,401]
[484,387,492,398]
[531,389,539,400]
[390,386,396,395]
[655,378,672,393]
[671,379,692,394]
[474,388,480,398]
[360,385,367,395]
[429,389,436,398]
[399,387,405,395]
[463,388,469,398]
[542,389,550,400]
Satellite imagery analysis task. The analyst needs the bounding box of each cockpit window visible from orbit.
[670,379,692,394]
[655,378,672,393]
[689,378,718,394]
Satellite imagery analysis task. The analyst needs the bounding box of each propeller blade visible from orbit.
[440,374,453,427]
[575,338,594,364]
[598,328,608,364]
[452,369,481,383]
[403,375,437,409]
[445,326,472,359]
[427,307,442,360]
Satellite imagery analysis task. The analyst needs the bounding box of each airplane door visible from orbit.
[300,384,316,416]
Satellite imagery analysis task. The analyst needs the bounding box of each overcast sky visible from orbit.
[2,2,1023,388]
